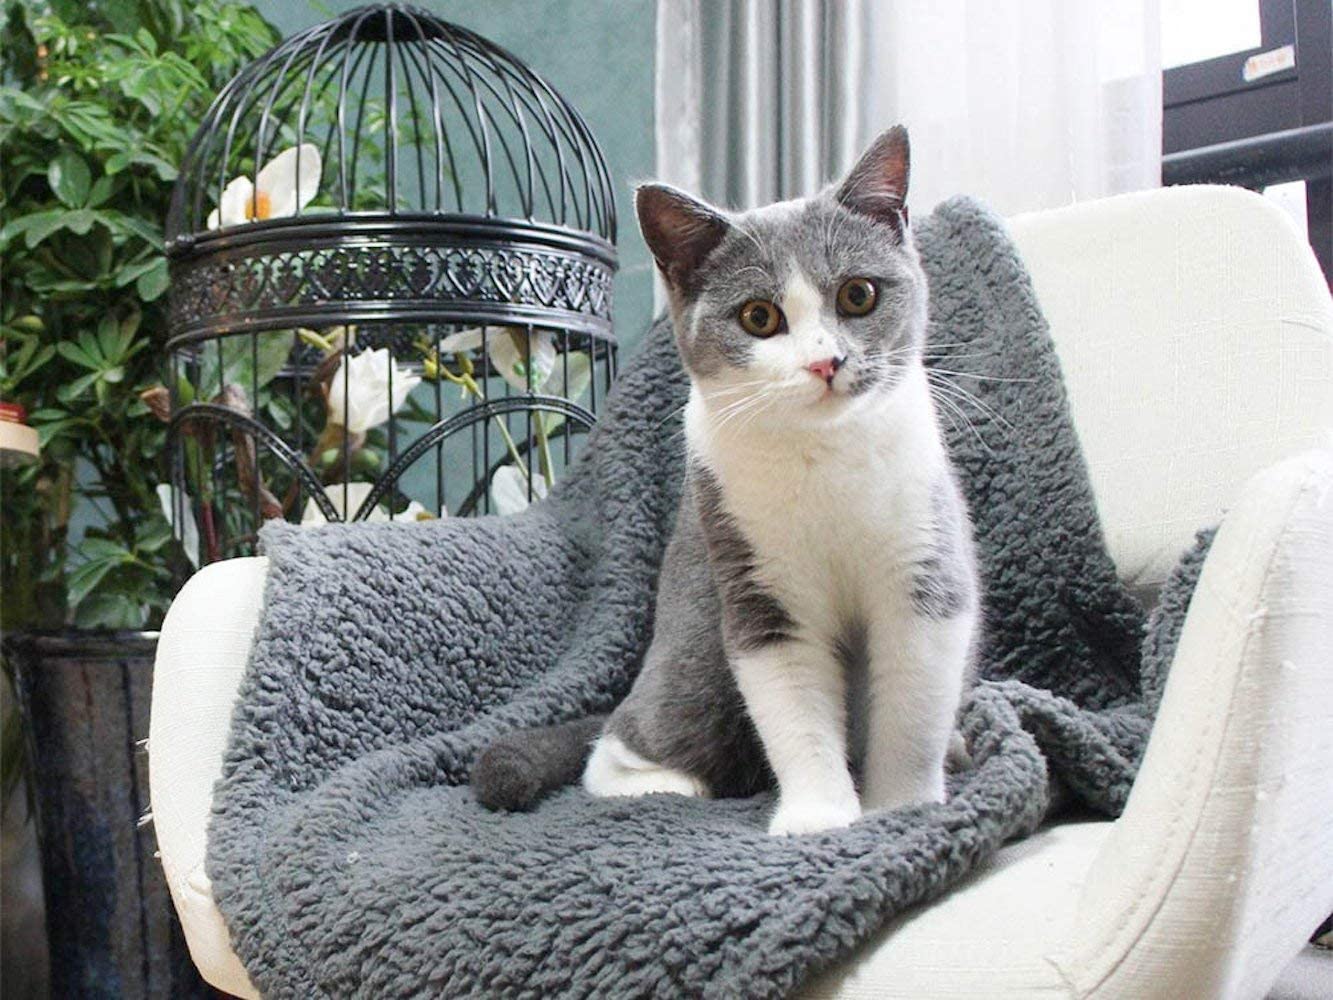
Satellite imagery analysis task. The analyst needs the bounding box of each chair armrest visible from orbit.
[149,556,268,1000]
[1055,450,1333,999]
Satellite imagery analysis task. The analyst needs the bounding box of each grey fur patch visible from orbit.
[910,475,977,620]
[605,478,771,798]
[836,620,870,778]
[691,463,796,651]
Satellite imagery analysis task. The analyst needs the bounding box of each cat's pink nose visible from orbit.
[807,356,844,384]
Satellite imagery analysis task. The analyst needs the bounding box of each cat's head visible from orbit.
[637,126,927,427]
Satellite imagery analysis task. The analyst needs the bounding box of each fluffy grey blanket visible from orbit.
[209,199,1199,998]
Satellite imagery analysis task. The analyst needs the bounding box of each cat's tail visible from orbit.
[471,715,607,811]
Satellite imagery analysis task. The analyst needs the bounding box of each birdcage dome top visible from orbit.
[164,3,618,346]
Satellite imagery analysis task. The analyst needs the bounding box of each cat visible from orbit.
[473,126,980,835]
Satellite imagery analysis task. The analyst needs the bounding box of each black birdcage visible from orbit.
[163,3,617,565]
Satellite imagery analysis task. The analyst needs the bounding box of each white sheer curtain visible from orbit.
[863,1,1162,216]
[655,1,1162,218]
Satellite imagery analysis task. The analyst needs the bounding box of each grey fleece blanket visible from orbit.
[209,198,1203,998]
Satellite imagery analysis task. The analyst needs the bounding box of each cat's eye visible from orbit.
[836,278,878,317]
[738,299,783,337]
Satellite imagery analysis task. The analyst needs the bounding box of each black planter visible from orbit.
[3,630,210,999]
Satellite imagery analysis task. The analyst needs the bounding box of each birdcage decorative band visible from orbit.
[167,219,615,344]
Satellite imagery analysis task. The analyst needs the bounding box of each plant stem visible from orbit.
[435,356,529,480]
[534,412,554,488]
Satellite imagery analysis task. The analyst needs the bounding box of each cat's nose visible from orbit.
[807,355,845,385]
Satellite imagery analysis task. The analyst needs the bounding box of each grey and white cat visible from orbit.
[473,127,979,835]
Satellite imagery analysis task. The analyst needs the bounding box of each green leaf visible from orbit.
[114,258,160,287]
[101,212,163,248]
[136,519,173,553]
[48,152,92,208]
[73,592,142,629]
[104,149,177,181]
[197,331,294,397]
[96,314,121,357]
[135,258,168,301]
[63,209,96,236]
[66,556,120,607]
[56,341,100,370]
[17,210,72,249]
[87,175,115,207]
[80,537,132,560]
[35,419,74,447]
[57,370,102,402]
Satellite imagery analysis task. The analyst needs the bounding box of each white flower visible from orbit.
[490,464,547,516]
[301,483,439,525]
[327,348,421,433]
[155,483,199,567]
[206,144,322,229]
[437,326,557,392]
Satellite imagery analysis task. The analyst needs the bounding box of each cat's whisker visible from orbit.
[930,389,996,457]
[932,377,1015,431]
[654,402,688,429]
[927,378,1014,440]
[927,367,1034,385]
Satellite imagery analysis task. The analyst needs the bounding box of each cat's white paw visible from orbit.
[768,794,862,836]
[583,734,710,799]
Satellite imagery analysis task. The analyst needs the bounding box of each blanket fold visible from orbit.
[208,198,1196,999]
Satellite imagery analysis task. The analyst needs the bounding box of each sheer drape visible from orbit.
[655,0,1162,217]
[863,1,1162,215]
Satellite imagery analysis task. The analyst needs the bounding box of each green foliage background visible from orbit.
[0,0,277,629]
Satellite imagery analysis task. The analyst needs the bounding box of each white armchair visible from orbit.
[149,186,1333,999]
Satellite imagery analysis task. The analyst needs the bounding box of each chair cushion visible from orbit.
[1007,186,1333,594]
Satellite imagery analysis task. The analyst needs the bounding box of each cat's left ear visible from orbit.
[836,125,910,232]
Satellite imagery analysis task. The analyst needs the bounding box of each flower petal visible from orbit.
[490,464,546,516]
[327,348,420,434]
[399,499,438,521]
[301,482,382,525]
[255,144,322,220]
[436,327,486,353]
[214,175,255,228]
[487,328,557,392]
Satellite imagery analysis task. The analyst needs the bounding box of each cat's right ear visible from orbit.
[836,125,910,233]
[635,184,730,297]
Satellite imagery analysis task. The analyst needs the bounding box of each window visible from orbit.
[1161,0,1331,281]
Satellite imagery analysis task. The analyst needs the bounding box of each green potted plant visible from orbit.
[0,2,276,994]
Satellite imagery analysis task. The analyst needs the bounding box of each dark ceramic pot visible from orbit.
[3,630,210,999]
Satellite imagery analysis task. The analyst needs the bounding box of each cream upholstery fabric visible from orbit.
[152,557,265,999]
[802,821,1110,998]
[149,186,1333,999]
[1007,185,1333,593]
[1059,450,1333,999]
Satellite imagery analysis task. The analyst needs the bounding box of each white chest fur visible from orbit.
[685,364,946,637]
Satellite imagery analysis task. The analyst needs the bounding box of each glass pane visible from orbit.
[1162,0,1263,69]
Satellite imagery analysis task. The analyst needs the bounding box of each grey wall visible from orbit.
[258,0,658,352]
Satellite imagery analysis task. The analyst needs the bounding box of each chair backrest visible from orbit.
[1007,185,1333,592]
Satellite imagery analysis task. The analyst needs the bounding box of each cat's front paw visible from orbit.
[768,794,862,836]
